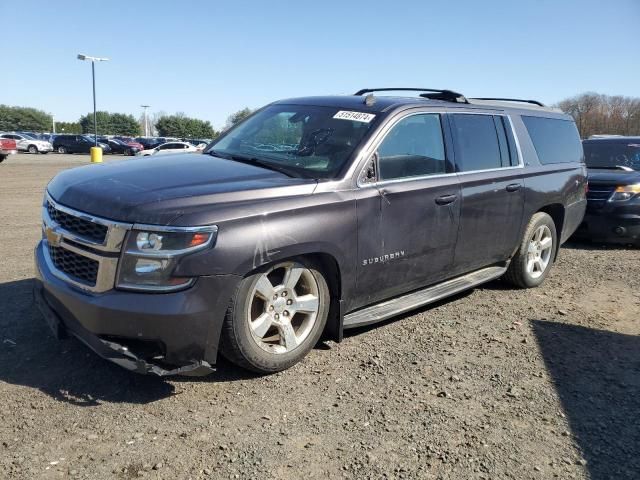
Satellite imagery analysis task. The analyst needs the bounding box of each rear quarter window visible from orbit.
[521,116,583,164]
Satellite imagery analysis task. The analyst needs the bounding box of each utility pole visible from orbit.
[141,105,151,137]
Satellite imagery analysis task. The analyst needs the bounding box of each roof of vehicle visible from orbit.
[583,136,640,144]
[272,91,568,119]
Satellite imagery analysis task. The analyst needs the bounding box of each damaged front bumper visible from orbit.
[33,241,241,376]
[33,281,214,376]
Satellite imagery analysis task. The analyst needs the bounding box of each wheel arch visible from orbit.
[240,251,344,344]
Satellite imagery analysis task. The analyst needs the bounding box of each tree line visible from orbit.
[556,93,640,138]
[0,105,255,138]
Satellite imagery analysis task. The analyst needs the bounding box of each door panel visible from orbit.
[452,170,524,274]
[448,113,525,274]
[355,176,461,307]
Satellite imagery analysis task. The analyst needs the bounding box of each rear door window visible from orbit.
[451,114,503,172]
[521,116,583,164]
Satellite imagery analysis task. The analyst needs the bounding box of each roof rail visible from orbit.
[354,88,468,104]
[470,97,546,107]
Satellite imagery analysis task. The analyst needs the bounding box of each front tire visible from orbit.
[57,146,67,154]
[504,212,558,288]
[220,259,330,373]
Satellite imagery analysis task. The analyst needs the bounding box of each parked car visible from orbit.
[0,137,17,163]
[34,88,586,376]
[138,141,200,156]
[135,137,165,150]
[575,137,640,245]
[53,135,111,154]
[114,137,145,151]
[97,137,140,156]
[0,132,53,154]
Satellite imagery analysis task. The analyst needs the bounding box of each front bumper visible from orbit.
[34,241,241,376]
[576,210,640,245]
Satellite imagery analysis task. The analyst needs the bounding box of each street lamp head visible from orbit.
[77,53,109,62]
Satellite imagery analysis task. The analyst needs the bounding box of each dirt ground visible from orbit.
[1,153,638,480]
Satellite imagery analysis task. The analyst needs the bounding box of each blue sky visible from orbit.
[1,0,638,129]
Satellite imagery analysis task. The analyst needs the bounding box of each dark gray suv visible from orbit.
[34,88,587,375]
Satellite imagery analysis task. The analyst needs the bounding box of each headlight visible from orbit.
[609,184,640,202]
[116,225,217,292]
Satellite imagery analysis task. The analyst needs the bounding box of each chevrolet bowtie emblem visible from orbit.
[45,226,63,247]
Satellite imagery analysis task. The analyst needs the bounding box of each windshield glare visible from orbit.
[584,142,640,171]
[206,105,376,178]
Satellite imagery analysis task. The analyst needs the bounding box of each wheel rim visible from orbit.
[247,262,320,354]
[58,147,65,153]
[526,225,553,279]
[29,146,37,153]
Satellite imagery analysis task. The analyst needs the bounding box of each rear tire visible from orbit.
[28,145,38,154]
[504,212,558,288]
[220,259,330,373]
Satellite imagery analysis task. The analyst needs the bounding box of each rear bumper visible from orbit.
[0,149,17,155]
[34,241,241,375]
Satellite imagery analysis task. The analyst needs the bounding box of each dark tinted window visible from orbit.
[377,114,446,180]
[522,116,583,164]
[451,114,502,171]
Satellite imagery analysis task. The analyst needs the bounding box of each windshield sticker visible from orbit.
[333,111,376,123]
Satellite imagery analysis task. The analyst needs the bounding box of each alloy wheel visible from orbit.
[247,262,320,354]
[526,225,553,279]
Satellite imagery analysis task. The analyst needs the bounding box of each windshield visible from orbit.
[205,104,377,179]
[584,142,640,171]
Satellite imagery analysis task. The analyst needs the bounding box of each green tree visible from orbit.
[78,111,141,136]
[226,107,254,128]
[0,105,52,131]
[155,114,216,138]
[55,121,82,134]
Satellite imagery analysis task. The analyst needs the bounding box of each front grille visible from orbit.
[586,185,615,210]
[48,244,99,286]
[46,201,108,243]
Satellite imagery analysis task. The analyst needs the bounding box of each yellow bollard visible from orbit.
[90,146,103,163]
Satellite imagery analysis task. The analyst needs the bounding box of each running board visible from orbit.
[343,265,507,329]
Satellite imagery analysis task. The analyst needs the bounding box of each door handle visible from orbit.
[506,183,521,193]
[435,194,457,205]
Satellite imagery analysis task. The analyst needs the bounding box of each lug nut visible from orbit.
[274,313,280,320]
[282,291,288,297]
[269,305,274,311]
[273,294,278,300]
[283,310,289,317]
[286,299,293,305]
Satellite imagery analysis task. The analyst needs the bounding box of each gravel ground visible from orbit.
[1,153,639,480]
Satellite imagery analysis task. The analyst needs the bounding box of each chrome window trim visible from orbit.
[356,111,451,188]
[355,110,525,188]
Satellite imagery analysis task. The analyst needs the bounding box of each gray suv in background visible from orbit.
[34,88,587,376]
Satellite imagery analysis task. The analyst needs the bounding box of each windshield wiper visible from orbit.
[208,150,297,178]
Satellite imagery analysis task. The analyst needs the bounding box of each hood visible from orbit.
[47,153,317,224]
[587,168,640,185]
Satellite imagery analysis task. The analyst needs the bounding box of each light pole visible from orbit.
[51,114,56,134]
[141,105,150,137]
[77,54,109,147]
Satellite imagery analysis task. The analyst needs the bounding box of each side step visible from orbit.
[343,265,507,329]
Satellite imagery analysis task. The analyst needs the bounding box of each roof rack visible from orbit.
[354,88,468,104]
[470,97,545,107]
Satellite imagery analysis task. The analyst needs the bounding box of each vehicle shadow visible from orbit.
[563,239,638,251]
[531,319,640,479]
[0,279,256,406]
